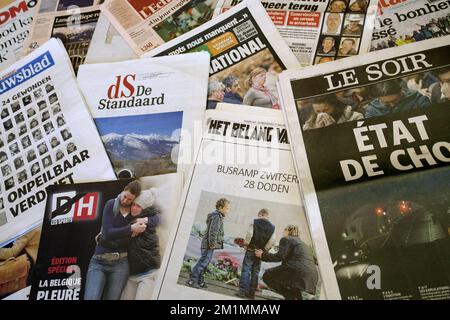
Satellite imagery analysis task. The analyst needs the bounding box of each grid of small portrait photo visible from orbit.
[314,0,369,64]
[0,81,78,212]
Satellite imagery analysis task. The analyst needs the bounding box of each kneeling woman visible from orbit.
[255,225,318,300]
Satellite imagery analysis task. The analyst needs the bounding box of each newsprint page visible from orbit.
[213,0,378,66]
[77,52,210,180]
[0,38,115,251]
[155,106,326,300]
[147,0,299,110]
[279,38,450,300]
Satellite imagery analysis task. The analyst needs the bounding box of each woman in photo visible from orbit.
[243,67,280,109]
[255,225,319,300]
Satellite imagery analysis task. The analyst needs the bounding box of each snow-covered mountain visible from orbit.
[101,132,178,161]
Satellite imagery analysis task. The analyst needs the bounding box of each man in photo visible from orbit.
[365,80,432,118]
[315,56,334,64]
[5,177,14,191]
[4,119,13,131]
[61,129,72,141]
[14,113,25,125]
[31,163,40,175]
[57,115,65,127]
[27,150,36,162]
[21,136,31,149]
[430,66,450,104]
[38,142,48,156]
[67,142,77,154]
[38,101,47,111]
[186,198,231,289]
[207,81,225,110]
[7,132,15,143]
[22,95,32,106]
[34,88,43,100]
[45,83,54,93]
[55,150,64,161]
[30,119,39,129]
[49,93,58,105]
[27,108,36,118]
[338,38,358,56]
[52,104,61,115]
[328,0,347,12]
[318,36,337,55]
[11,101,20,113]
[9,143,20,156]
[324,13,342,35]
[342,14,364,36]
[0,151,7,164]
[14,157,24,169]
[236,209,276,299]
[41,111,50,122]
[42,156,52,168]
[44,122,55,134]
[1,164,12,176]
[1,108,9,119]
[19,124,27,136]
[18,170,27,183]
[32,129,43,142]
[50,137,60,148]
[84,181,146,300]
[222,76,243,104]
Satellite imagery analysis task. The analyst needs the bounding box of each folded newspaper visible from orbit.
[147,0,299,110]
[0,38,116,248]
[279,38,450,300]
[77,52,210,180]
[22,0,104,73]
[0,0,38,71]
[101,0,219,55]
[154,105,325,300]
[370,0,450,51]
[213,0,378,66]
[29,173,183,300]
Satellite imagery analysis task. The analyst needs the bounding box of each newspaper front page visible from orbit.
[101,0,219,55]
[213,0,378,66]
[279,38,450,300]
[77,52,210,180]
[370,0,450,51]
[155,106,326,300]
[0,0,39,71]
[28,174,183,300]
[0,38,116,249]
[147,0,299,111]
[23,1,104,72]
[84,12,138,64]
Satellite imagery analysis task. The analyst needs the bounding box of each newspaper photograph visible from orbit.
[84,12,138,64]
[23,1,104,72]
[77,52,210,180]
[147,0,299,110]
[279,38,450,299]
[155,106,325,300]
[101,0,219,55]
[212,0,378,66]
[0,38,116,249]
[370,0,450,51]
[28,174,183,300]
[0,0,39,71]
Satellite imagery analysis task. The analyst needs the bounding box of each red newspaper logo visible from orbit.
[72,193,99,221]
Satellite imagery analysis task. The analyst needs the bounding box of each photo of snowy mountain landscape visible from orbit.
[94,111,183,177]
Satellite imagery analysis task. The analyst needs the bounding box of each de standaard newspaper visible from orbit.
[370,0,450,51]
[77,52,210,180]
[101,0,219,55]
[28,173,183,300]
[279,38,450,300]
[22,0,104,73]
[0,0,38,71]
[146,0,300,111]
[0,38,116,299]
[213,0,378,66]
[154,105,326,300]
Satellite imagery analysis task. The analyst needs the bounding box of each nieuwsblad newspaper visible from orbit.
[0,0,39,71]
[147,0,299,110]
[213,0,378,66]
[83,12,138,64]
[279,38,450,300]
[77,52,210,181]
[154,105,326,300]
[28,174,183,300]
[0,38,116,286]
[22,0,104,72]
[370,0,450,51]
[101,0,219,55]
